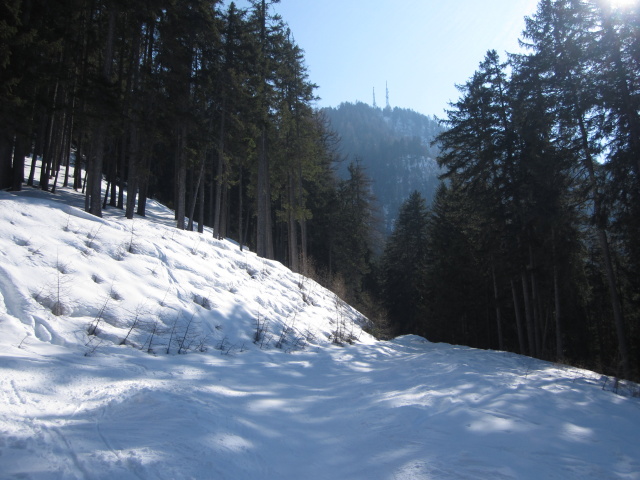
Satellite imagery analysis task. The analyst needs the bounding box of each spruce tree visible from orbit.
[382,191,430,335]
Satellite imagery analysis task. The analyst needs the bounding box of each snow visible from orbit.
[1,174,640,480]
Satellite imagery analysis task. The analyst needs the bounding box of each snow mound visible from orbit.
[0,189,373,357]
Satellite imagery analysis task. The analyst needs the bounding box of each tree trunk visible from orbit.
[597,228,630,377]
[256,0,273,259]
[125,125,139,219]
[492,264,504,351]
[50,104,68,194]
[552,263,563,360]
[214,103,226,239]
[257,124,272,257]
[529,244,542,357]
[298,163,308,274]
[187,154,206,232]
[117,135,125,209]
[221,181,229,238]
[28,115,46,187]
[136,151,149,217]
[552,229,563,360]
[62,110,73,189]
[39,79,63,192]
[198,169,205,234]
[576,111,631,379]
[238,168,244,251]
[108,139,117,207]
[11,133,27,191]
[521,269,536,358]
[0,131,12,189]
[88,122,106,217]
[288,173,299,272]
[73,132,84,191]
[175,125,187,230]
[39,105,56,191]
[511,277,526,356]
[88,8,117,218]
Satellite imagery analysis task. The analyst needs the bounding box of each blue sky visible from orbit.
[230,0,540,117]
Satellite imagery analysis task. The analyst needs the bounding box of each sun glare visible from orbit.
[609,0,638,8]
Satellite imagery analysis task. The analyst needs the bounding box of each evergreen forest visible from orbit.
[381,0,640,381]
[0,0,378,296]
[1,0,639,381]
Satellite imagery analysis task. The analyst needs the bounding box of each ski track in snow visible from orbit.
[1,175,640,480]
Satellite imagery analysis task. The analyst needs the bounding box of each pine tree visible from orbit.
[422,181,488,345]
[381,191,429,335]
[332,160,379,303]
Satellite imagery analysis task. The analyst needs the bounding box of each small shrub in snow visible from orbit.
[28,245,43,257]
[114,243,128,261]
[84,337,103,356]
[87,296,111,336]
[303,328,316,344]
[158,287,171,307]
[120,303,148,346]
[275,326,291,349]
[63,214,72,232]
[84,225,103,252]
[166,314,180,354]
[217,336,229,350]
[50,300,66,317]
[192,293,212,310]
[195,334,210,353]
[217,337,238,355]
[176,313,197,354]
[126,221,137,253]
[141,320,161,354]
[601,376,640,397]
[17,334,29,348]
[31,255,73,316]
[190,237,202,256]
[253,316,269,347]
[285,331,307,353]
[55,259,72,275]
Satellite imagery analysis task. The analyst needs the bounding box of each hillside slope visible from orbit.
[1,187,639,480]
[324,102,443,232]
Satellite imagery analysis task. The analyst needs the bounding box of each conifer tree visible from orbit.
[332,160,379,303]
[381,191,429,335]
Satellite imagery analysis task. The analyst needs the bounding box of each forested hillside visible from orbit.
[0,0,382,304]
[324,102,443,233]
[380,0,640,381]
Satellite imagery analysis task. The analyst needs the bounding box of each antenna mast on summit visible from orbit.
[386,81,390,109]
[373,87,377,109]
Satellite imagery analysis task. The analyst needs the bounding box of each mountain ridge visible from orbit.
[324,102,444,233]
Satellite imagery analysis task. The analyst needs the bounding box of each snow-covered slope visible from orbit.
[0,187,372,355]
[1,186,639,480]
